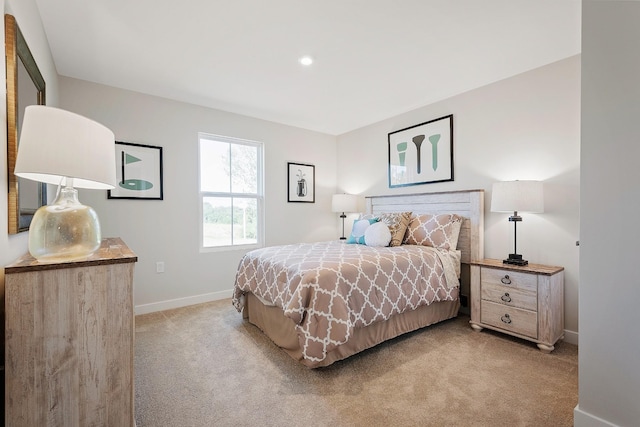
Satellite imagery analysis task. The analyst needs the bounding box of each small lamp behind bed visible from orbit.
[491,180,544,266]
[332,194,359,240]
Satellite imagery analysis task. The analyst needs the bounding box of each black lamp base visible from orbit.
[339,213,347,240]
[503,254,528,266]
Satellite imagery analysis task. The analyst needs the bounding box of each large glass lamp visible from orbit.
[491,180,544,266]
[14,105,116,262]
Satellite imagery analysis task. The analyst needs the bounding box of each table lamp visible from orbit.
[14,105,116,262]
[332,194,359,240]
[491,180,544,266]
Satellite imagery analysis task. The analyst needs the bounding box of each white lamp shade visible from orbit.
[491,180,544,213]
[14,105,116,189]
[332,194,359,213]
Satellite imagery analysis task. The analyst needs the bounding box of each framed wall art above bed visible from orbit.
[388,114,454,188]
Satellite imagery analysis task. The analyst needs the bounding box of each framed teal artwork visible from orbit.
[388,114,453,188]
[108,141,163,200]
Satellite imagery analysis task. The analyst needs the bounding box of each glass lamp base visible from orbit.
[28,186,102,262]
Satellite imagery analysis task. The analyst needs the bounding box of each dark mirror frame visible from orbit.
[5,14,47,234]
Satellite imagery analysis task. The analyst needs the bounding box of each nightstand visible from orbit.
[469,259,564,353]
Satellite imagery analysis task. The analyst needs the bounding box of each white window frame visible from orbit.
[198,132,264,252]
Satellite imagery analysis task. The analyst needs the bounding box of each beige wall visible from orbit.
[576,1,640,425]
[336,56,581,339]
[59,77,338,313]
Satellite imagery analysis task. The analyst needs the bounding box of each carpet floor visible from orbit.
[134,299,578,427]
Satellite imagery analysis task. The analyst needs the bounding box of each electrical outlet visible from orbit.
[156,261,165,273]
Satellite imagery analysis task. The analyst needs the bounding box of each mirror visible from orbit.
[5,14,46,234]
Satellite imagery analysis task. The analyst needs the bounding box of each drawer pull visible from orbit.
[501,292,512,303]
[501,314,512,324]
[501,275,512,285]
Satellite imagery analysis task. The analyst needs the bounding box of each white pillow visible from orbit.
[364,222,392,247]
[347,218,379,244]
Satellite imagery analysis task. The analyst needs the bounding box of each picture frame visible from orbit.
[388,114,454,188]
[108,141,164,200]
[287,162,315,203]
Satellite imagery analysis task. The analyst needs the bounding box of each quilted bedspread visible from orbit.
[232,240,460,364]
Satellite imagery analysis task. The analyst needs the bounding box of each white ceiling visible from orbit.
[35,0,581,136]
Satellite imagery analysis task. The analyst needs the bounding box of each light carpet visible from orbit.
[134,299,577,427]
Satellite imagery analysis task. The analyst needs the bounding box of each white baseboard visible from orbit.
[574,405,620,427]
[134,289,232,315]
[564,328,578,346]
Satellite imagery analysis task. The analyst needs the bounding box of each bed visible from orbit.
[232,190,484,368]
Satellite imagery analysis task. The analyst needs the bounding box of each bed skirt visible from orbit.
[243,292,460,368]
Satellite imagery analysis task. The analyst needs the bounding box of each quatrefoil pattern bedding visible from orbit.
[232,241,459,364]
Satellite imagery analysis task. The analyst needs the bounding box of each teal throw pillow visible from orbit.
[347,218,379,244]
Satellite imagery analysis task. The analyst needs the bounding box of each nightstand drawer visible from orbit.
[481,268,537,293]
[481,300,537,338]
[481,282,537,311]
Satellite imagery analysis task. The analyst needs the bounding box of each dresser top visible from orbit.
[4,237,137,273]
[470,258,564,275]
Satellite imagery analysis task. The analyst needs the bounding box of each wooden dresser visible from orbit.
[469,258,564,352]
[4,238,137,427]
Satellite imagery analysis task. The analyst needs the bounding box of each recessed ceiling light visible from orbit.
[299,56,313,66]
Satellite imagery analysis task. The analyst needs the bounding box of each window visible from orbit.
[199,133,264,250]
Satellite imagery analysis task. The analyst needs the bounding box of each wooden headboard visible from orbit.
[365,189,485,264]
